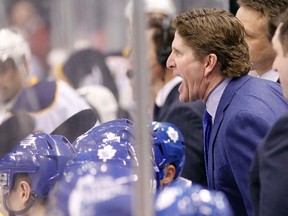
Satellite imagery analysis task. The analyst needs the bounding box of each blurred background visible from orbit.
[0,0,234,53]
[0,0,236,122]
[0,0,234,76]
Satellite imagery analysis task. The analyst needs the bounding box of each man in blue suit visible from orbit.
[166,8,288,216]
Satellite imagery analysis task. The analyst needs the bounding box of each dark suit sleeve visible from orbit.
[166,106,207,186]
[224,111,271,215]
[256,114,288,216]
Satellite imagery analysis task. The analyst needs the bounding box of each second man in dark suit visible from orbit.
[249,10,288,216]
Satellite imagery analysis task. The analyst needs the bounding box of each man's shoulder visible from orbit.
[236,75,282,92]
[219,76,288,122]
[12,79,57,112]
[228,76,285,105]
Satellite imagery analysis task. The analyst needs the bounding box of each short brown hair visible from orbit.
[12,173,31,191]
[237,0,288,41]
[172,8,250,77]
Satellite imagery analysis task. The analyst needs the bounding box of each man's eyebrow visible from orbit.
[172,46,180,53]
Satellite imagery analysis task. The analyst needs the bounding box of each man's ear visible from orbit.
[203,53,218,77]
[19,181,31,204]
[161,164,176,186]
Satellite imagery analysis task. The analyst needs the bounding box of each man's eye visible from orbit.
[245,33,252,38]
[245,31,257,39]
[173,50,180,56]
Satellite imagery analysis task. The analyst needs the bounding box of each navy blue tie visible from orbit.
[203,110,212,176]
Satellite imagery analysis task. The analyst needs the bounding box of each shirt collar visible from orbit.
[155,76,182,107]
[260,69,279,82]
[206,77,232,123]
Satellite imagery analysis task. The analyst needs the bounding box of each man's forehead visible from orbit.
[172,31,191,52]
[171,31,182,47]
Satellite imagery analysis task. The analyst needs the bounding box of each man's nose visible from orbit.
[166,53,174,69]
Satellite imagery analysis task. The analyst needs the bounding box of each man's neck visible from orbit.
[202,73,227,102]
[28,201,46,216]
[254,65,273,77]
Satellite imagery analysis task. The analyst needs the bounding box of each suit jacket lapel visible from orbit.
[207,75,251,188]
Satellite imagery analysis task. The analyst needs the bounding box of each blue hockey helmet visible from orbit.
[74,118,135,150]
[71,119,138,167]
[46,161,137,216]
[150,121,185,180]
[155,181,233,216]
[0,132,76,198]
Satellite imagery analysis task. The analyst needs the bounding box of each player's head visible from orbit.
[155,181,233,216]
[0,132,75,216]
[0,28,31,103]
[46,161,137,216]
[72,119,138,167]
[150,121,185,187]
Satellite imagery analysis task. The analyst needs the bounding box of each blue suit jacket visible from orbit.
[206,75,288,216]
